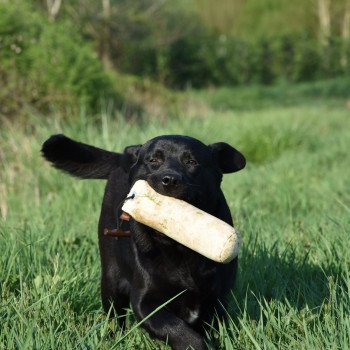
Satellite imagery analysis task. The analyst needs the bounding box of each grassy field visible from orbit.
[1,82,349,349]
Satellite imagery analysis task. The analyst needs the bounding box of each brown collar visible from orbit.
[104,212,132,237]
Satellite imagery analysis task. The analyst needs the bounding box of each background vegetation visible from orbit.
[1,0,350,349]
[1,0,350,118]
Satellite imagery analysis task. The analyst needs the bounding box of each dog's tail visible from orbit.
[42,134,128,179]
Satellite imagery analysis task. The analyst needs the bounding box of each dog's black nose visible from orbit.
[162,174,181,187]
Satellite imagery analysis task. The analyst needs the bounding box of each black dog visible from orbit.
[42,134,245,350]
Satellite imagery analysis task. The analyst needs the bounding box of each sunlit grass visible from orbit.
[1,87,349,349]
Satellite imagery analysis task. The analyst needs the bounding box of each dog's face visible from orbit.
[128,135,245,212]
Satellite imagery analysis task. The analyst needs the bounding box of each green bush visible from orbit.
[120,28,350,88]
[167,28,216,88]
[0,3,121,118]
[292,33,321,82]
[1,0,349,112]
[216,37,254,85]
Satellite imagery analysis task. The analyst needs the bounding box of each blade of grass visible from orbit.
[111,289,187,349]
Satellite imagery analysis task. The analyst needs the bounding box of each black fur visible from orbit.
[42,134,246,350]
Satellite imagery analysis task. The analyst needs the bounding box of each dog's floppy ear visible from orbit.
[209,142,246,173]
[42,134,124,179]
[122,144,142,170]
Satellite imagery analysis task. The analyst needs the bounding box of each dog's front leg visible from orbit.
[131,292,208,350]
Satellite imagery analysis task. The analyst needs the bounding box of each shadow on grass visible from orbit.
[231,239,342,320]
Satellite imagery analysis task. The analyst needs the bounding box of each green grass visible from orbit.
[190,78,350,111]
[1,83,350,349]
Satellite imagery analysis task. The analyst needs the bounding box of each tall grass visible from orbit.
[1,90,349,349]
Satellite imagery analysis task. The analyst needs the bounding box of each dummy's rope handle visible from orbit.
[103,194,135,237]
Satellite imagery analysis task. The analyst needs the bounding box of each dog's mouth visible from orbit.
[147,180,188,200]
[145,175,194,204]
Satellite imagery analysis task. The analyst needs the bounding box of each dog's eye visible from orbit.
[149,158,160,163]
[186,159,198,166]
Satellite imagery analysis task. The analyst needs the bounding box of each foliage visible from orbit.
[195,0,349,40]
[105,26,349,88]
[159,33,349,87]
[1,86,350,349]
[1,0,350,119]
[0,2,121,118]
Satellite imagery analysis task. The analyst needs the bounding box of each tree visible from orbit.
[341,0,350,68]
[46,0,62,21]
[101,0,113,69]
[61,0,192,72]
[317,0,331,46]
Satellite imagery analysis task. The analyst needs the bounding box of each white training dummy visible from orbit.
[122,180,241,263]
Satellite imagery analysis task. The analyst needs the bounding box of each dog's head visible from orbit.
[127,135,245,212]
[41,134,245,213]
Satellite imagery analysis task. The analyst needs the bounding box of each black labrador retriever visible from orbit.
[42,134,245,350]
